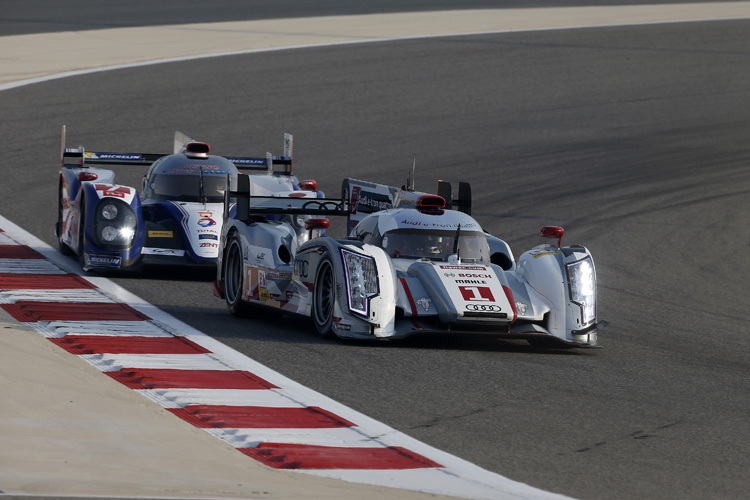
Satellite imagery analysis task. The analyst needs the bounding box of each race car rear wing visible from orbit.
[61,125,164,168]
[226,173,473,230]
[225,154,293,175]
[225,133,294,175]
[60,125,294,174]
[343,177,472,230]
[226,173,350,224]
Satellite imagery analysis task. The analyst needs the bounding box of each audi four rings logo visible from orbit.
[465,304,503,312]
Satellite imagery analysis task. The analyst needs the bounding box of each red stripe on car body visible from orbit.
[399,277,419,317]
[502,285,518,323]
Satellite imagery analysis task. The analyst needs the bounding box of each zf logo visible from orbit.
[459,285,495,302]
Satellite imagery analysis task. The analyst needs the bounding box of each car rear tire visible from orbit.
[77,194,87,269]
[57,184,74,256]
[224,235,250,317]
[312,257,335,337]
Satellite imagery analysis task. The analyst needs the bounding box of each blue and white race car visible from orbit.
[56,126,305,272]
[214,172,603,347]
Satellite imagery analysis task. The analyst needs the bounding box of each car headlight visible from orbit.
[101,203,118,220]
[566,256,596,325]
[95,198,137,249]
[341,249,379,318]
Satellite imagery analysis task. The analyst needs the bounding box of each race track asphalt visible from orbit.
[1,4,749,500]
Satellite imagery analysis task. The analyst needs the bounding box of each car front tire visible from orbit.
[57,184,74,256]
[312,257,335,337]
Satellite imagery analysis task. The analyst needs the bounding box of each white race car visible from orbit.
[214,172,602,348]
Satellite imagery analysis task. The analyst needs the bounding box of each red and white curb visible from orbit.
[0,215,568,500]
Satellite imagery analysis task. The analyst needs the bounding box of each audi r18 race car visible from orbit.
[214,171,602,348]
[56,126,303,272]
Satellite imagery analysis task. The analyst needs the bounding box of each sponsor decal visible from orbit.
[87,152,142,161]
[256,252,266,261]
[416,297,431,312]
[200,242,218,248]
[244,267,253,300]
[198,234,218,240]
[87,254,122,266]
[148,230,173,238]
[351,187,392,215]
[267,272,293,281]
[459,285,495,302]
[228,157,266,165]
[401,221,477,229]
[465,304,503,312]
[259,270,267,288]
[443,272,455,278]
[142,248,185,256]
[349,186,361,214]
[167,165,228,174]
[197,217,216,227]
[456,279,487,285]
[188,164,220,170]
[259,288,270,302]
[515,301,528,315]
[94,185,131,198]
[532,250,560,259]
[295,259,309,278]
[439,265,487,271]
[458,273,493,279]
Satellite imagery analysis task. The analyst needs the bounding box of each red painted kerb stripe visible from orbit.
[50,335,210,355]
[241,443,443,470]
[1,301,150,322]
[169,405,356,429]
[106,368,279,390]
[0,273,94,289]
[0,245,45,259]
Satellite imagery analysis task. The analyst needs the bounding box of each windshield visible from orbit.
[147,173,228,202]
[381,229,490,262]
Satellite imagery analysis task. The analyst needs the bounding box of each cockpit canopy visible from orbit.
[380,228,490,262]
[353,209,491,262]
[142,154,239,203]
